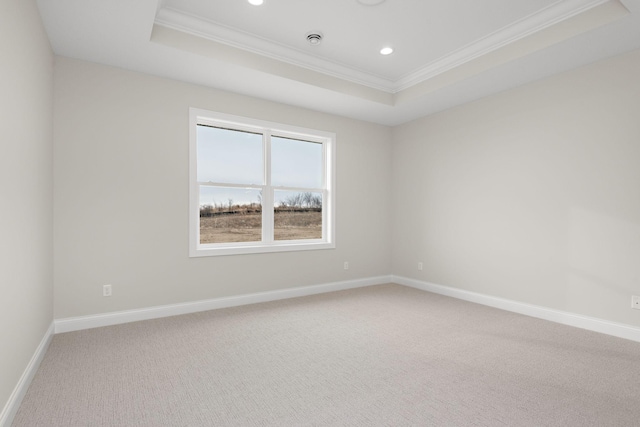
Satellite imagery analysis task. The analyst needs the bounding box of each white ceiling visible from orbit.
[37,0,640,126]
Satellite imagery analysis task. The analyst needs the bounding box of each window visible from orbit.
[189,108,335,257]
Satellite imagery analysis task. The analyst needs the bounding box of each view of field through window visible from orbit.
[197,125,324,244]
[199,192,322,244]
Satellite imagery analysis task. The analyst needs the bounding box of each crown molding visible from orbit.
[394,0,614,91]
[154,0,618,94]
[154,7,396,92]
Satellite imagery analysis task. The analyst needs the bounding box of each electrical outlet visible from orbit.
[343,262,349,270]
[418,262,423,271]
[632,295,640,310]
[103,284,112,297]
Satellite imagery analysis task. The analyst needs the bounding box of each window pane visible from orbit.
[274,190,322,241]
[199,186,262,244]
[197,125,263,185]
[271,137,322,188]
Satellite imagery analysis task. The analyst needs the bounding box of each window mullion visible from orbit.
[197,182,263,189]
[262,131,274,243]
[271,185,324,193]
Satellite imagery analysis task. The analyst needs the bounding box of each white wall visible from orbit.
[392,49,640,327]
[53,57,392,318]
[0,0,54,417]
[53,49,640,329]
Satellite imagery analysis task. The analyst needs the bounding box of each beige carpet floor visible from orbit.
[13,284,640,426]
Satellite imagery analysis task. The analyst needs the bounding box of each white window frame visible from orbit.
[189,108,336,257]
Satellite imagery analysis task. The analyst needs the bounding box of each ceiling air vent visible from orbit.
[306,32,323,46]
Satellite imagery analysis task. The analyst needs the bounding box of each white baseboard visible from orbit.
[0,322,54,427]
[54,274,640,342]
[392,275,640,343]
[55,275,393,333]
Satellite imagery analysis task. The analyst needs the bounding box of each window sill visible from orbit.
[189,241,335,257]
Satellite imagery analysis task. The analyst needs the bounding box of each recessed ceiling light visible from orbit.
[248,0,264,5]
[380,47,394,55]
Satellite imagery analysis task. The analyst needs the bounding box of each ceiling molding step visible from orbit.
[150,24,395,106]
[154,7,396,92]
[394,0,619,92]
[394,0,630,105]
[155,0,622,95]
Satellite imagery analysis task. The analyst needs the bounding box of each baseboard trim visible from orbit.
[55,275,393,334]
[54,274,640,342]
[392,275,640,343]
[0,322,54,427]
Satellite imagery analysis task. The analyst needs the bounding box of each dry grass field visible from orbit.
[200,209,321,244]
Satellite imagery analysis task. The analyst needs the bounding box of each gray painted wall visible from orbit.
[0,0,54,417]
[53,57,392,318]
[392,49,640,327]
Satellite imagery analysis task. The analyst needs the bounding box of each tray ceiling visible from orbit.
[37,0,640,125]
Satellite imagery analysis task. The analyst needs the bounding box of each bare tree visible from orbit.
[280,192,322,209]
[200,204,214,217]
[310,194,322,209]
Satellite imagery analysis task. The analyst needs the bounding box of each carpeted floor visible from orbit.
[13,284,640,426]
